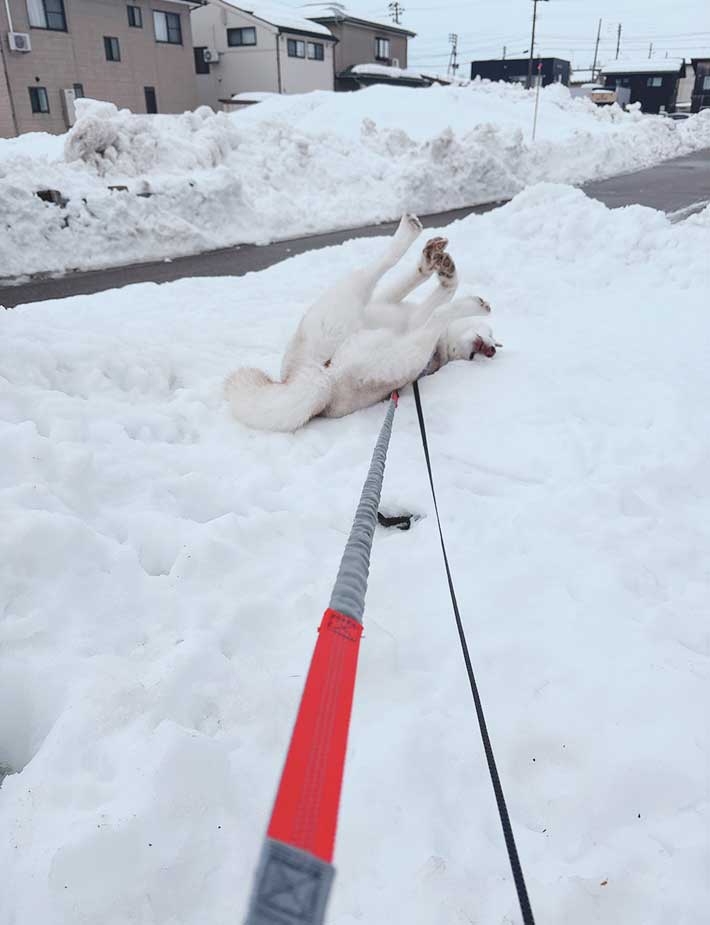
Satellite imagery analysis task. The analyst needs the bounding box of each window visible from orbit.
[307,42,324,61]
[616,77,630,88]
[194,47,209,74]
[227,27,256,46]
[153,10,182,44]
[144,86,157,113]
[127,5,142,27]
[375,36,390,60]
[27,0,67,31]
[29,86,49,113]
[703,75,710,90]
[287,39,305,58]
[647,76,663,87]
[73,82,84,97]
[104,36,121,61]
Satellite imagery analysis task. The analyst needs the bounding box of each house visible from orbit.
[690,57,710,112]
[304,4,417,91]
[0,0,203,138]
[470,57,571,87]
[600,58,686,114]
[190,2,336,108]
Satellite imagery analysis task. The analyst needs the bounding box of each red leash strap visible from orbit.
[267,609,364,863]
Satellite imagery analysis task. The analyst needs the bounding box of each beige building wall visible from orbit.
[191,2,333,108]
[0,0,199,137]
[317,20,409,73]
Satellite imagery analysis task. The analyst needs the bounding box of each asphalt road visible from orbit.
[2,147,709,309]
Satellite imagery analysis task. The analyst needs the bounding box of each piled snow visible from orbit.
[2,83,710,279]
[1,185,709,924]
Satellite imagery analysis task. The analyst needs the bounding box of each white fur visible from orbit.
[226,214,497,431]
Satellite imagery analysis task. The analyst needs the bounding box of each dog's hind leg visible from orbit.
[346,213,424,306]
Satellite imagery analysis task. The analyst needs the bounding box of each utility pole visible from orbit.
[648,42,653,59]
[447,33,459,76]
[591,18,602,80]
[388,1,404,25]
[526,0,549,90]
[615,23,622,59]
[502,45,507,60]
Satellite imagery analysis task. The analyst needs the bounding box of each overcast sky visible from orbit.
[298,1,710,75]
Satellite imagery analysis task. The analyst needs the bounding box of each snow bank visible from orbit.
[1,185,708,924]
[2,83,710,279]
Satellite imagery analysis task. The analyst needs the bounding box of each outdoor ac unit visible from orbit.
[392,57,400,68]
[202,47,220,64]
[61,88,77,126]
[8,31,31,52]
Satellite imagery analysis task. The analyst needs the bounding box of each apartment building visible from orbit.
[0,0,202,137]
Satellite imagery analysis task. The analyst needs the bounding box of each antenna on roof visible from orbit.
[388,2,405,25]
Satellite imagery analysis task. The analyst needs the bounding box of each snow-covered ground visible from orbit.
[1,184,708,924]
[1,83,710,280]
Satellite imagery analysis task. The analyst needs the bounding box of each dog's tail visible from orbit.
[225,365,332,432]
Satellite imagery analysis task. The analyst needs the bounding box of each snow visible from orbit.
[601,58,686,76]
[230,91,277,102]
[225,0,334,36]
[350,62,424,79]
[1,183,708,924]
[2,84,710,280]
[303,2,415,35]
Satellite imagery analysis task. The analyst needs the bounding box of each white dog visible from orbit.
[226,214,497,431]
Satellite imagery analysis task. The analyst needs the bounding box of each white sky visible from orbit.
[296,1,710,75]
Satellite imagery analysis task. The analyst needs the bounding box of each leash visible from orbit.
[244,393,399,925]
[412,379,536,925]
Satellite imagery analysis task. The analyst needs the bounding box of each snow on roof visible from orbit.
[349,62,423,80]
[601,57,685,75]
[230,91,277,101]
[222,2,333,36]
[302,2,415,36]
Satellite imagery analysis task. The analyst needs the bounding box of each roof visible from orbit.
[350,62,419,79]
[221,2,334,37]
[471,57,570,66]
[231,91,277,101]
[600,58,685,76]
[303,3,415,37]
[340,63,429,85]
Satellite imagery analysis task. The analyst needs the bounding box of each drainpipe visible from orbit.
[3,0,14,31]
[1,0,20,135]
[276,32,283,93]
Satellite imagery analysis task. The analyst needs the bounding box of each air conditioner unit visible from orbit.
[202,47,220,64]
[8,31,31,52]
[61,88,77,126]
[391,57,400,68]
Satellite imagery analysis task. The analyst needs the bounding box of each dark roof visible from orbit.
[471,57,570,66]
[337,66,428,87]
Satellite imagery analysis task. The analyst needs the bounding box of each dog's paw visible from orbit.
[435,252,457,289]
[418,237,449,275]
[396,213,423,244]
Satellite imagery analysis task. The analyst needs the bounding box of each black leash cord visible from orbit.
[412,380,536,925]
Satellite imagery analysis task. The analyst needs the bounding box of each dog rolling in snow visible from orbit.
[226,213,497,432]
